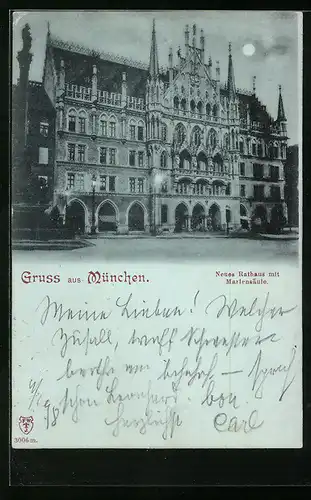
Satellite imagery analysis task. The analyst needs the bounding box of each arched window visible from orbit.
[137,120,144,141]
[174,123,186,145]
[257,142,263,157]
[78,110,87,134]
[174,96,179,110]
[180,150,191,170]
[190,100,196,113]
[197,101,203,115]
[99,114,108,136]
[109,117,116,138]
[180,98,187,112]
[206,103,211,116]
[208,129,217,149]
[161,123,167,142]
[252,141,257,156]
[156,117,160,139]
[213,153,223,173]
[224,133,229,150]
[160,151,167,168]
[239,139,244,154]
[151,116,155,138]
[68,109,77,132]
[197,152,208,171]
[192,126,201,147]
[212,104,218,117]
[129,119,136,140]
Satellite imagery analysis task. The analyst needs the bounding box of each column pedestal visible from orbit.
[118,223,129,235]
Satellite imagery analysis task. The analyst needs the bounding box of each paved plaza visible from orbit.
[13,235,299,264]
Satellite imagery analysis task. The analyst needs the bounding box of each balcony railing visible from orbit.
[65,84,92,101]
[65,84,145,110]
[127,96,144,111]
[97,90,122,107]
[172,108,222,123]
[175,185,229,196]
[173,167,228,178]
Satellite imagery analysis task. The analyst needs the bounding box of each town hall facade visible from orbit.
[40,20,288,234]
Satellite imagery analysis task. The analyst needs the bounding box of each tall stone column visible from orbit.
[187,215,192,232]
[14,24,33,195]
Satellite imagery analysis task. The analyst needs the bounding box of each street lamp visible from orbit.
[225,205,230,236]
[153,172,169,235]
[91,174,97,235]
[64,186,70,227]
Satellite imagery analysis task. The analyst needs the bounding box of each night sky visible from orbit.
[12,10,301,145]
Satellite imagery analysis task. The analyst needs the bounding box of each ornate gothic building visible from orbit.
[42,20,288,233]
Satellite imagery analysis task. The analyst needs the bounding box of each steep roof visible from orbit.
[49,34,167,73]
[27,81,55,115]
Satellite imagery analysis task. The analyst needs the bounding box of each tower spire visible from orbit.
[149,19,159,79]
[227,42,236,100]
[277,85,286,121]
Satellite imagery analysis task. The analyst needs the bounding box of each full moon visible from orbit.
[243,43,255,56]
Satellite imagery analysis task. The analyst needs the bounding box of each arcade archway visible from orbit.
[128,202,145,231]
[175,203,188,232]
[253,205,267,223]
[66,200,86,233]
[209,204,221,231]
[251,205,268,232]
[192,203,205,231]
[98,202,117,232]
[270,205,285,233]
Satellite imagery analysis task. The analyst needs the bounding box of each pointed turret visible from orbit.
[200,29,205,64]
[277,85,286,122]
[227,42,236,101]
[149,19,159,79]
[252,76,256,95]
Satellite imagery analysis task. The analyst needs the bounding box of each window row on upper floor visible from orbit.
[173,98,219,117]
[173,123,286,158]
[66,142,149,168]
[239,137,286,159]
[66,171,146,194]
[239,162,282,181]
[65,109,145,140]
[240,184,282,201]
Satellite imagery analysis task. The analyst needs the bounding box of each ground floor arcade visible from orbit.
[53,194,287,235]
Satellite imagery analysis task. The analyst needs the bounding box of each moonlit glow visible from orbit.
[243,43,255,56]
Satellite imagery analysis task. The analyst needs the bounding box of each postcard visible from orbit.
[11,10,302,448]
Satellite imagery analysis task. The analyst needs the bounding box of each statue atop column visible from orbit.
[22,23,32,53]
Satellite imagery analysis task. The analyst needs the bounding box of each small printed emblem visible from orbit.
[19,416,34,435]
